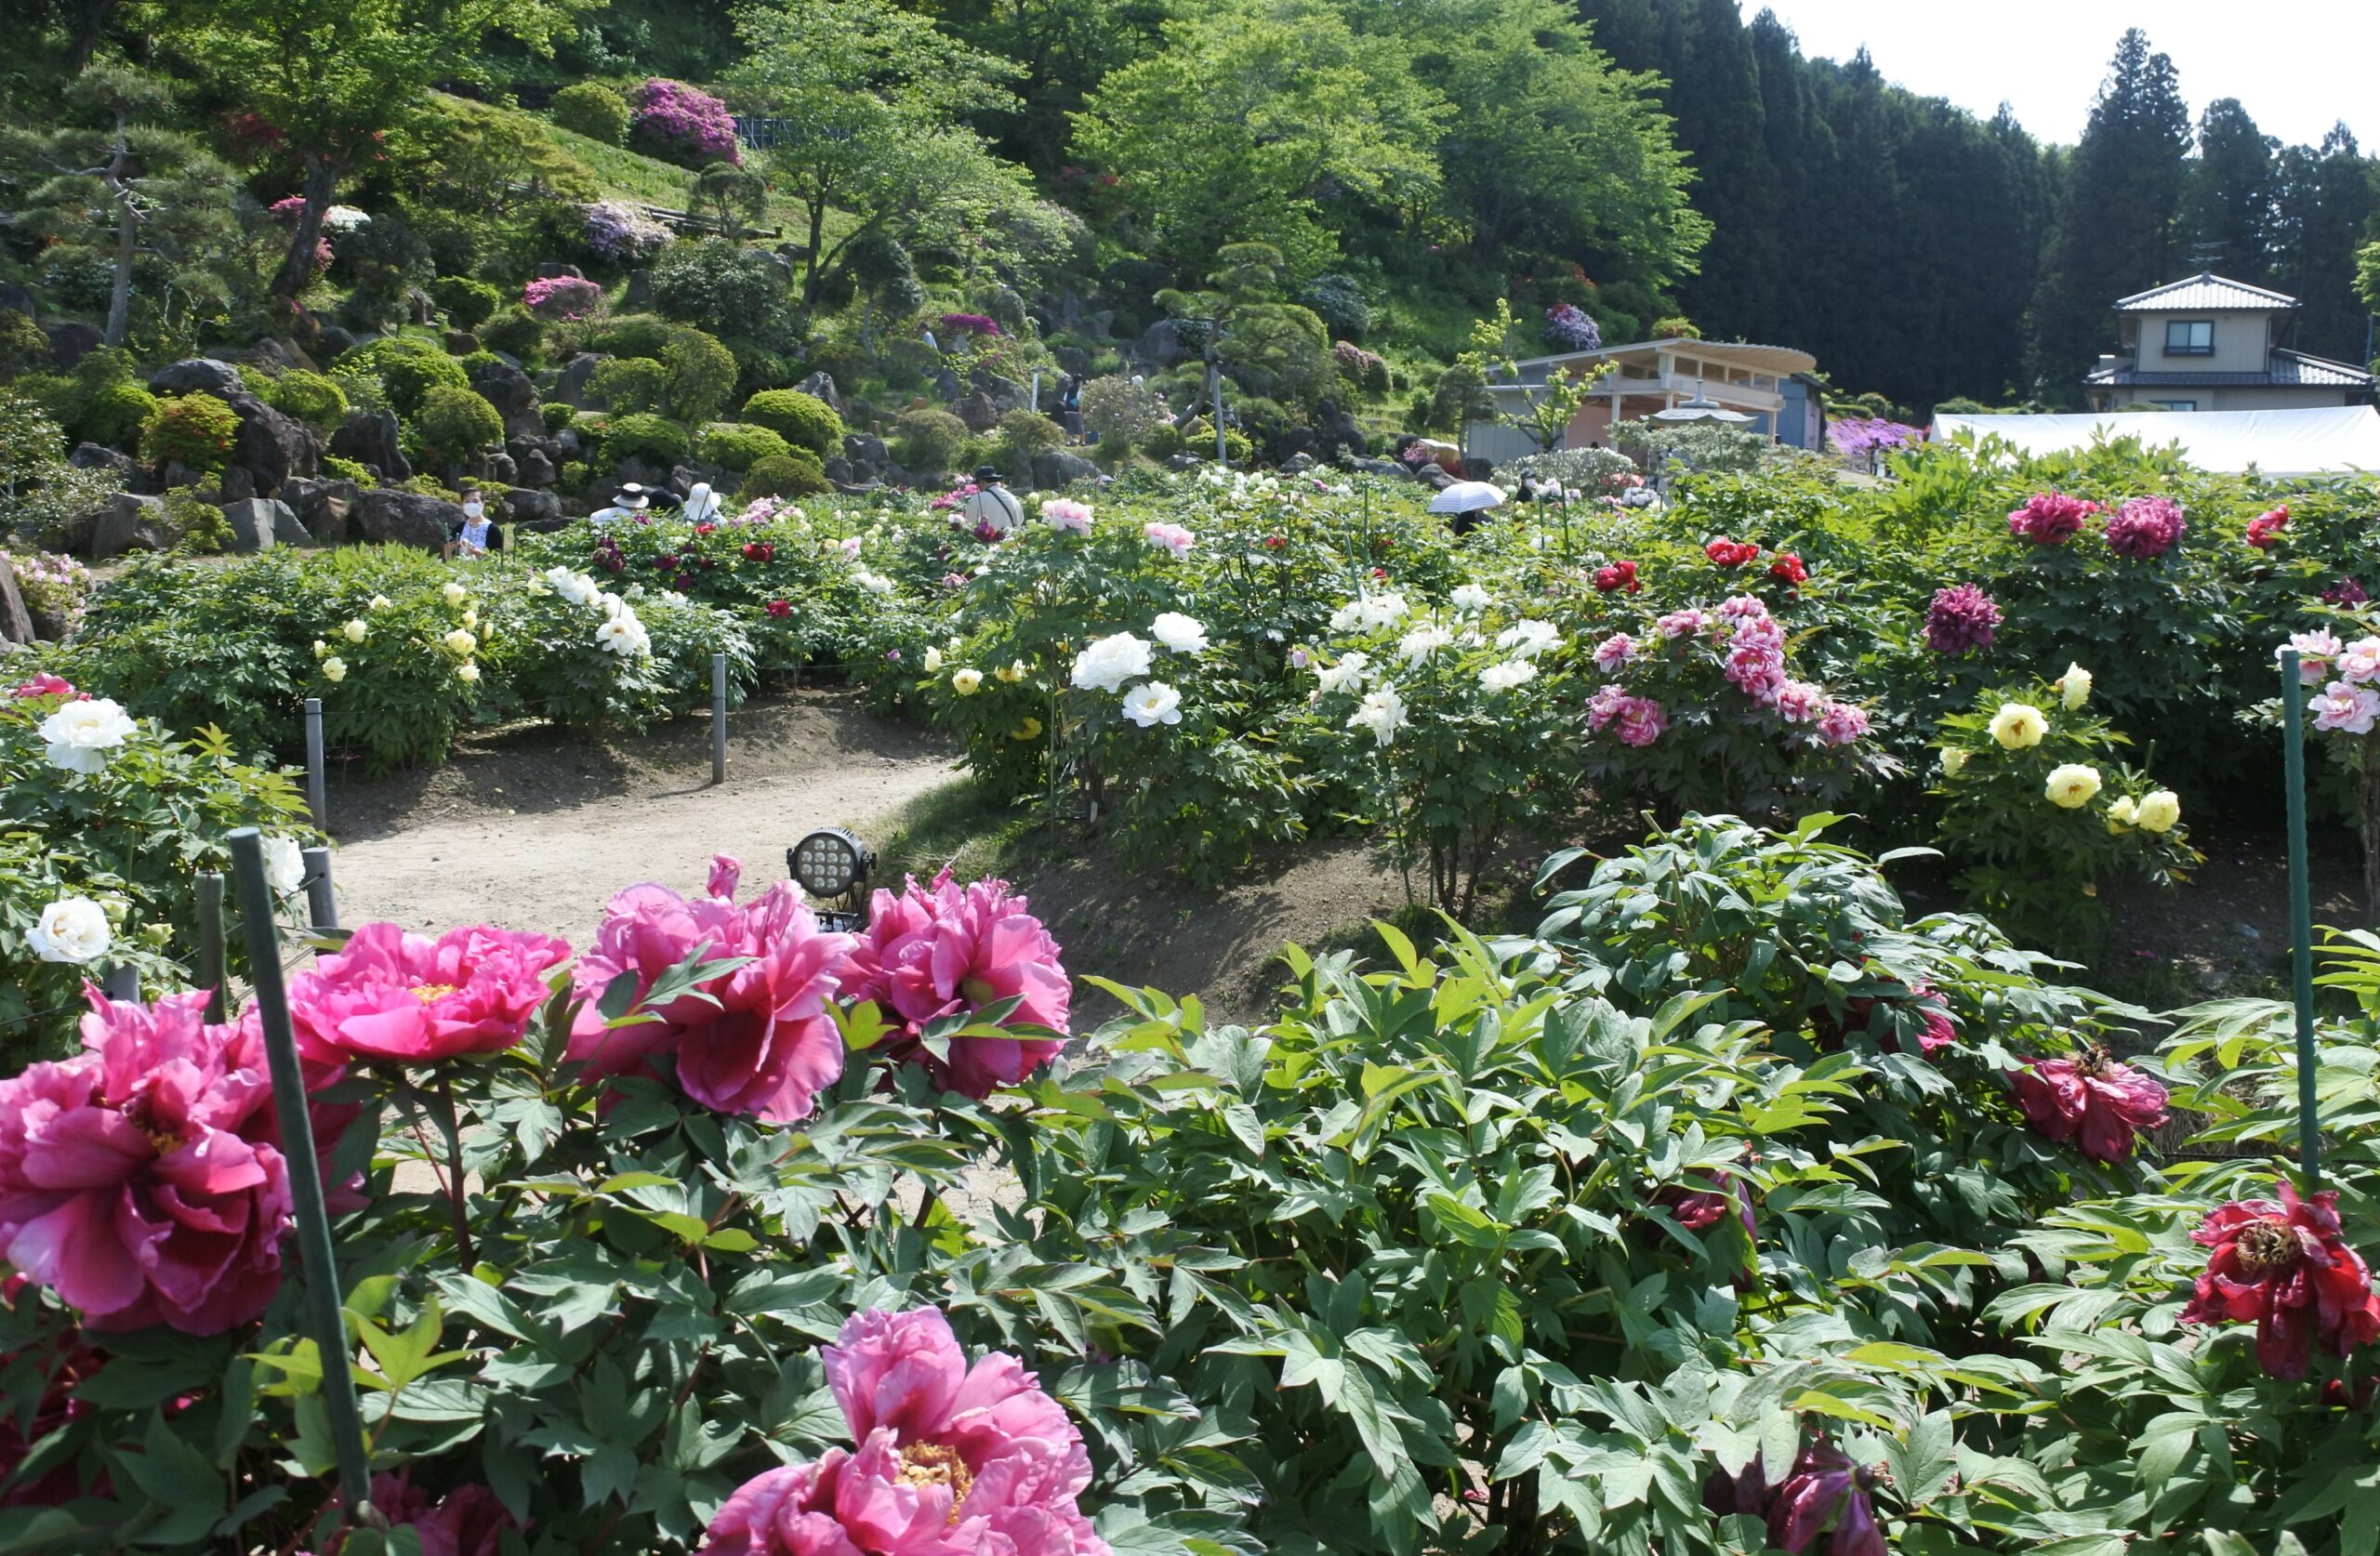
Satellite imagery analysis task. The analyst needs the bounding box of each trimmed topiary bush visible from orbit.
[263,370,349,429]
[600,412,690,467]
[139,392,241,469]
[549,81,631,146]
[739,389,842,456]
[476,307,544,360]
[892,407,968,473]
[340,336,469,418]
[413,384,505,469]
[588,313,679,361]
[740,448,829,497]
[430,276,502,331]
[323,454,373,484]
[76,382,157,453]
[695,422,792,472]
[0,311,50,379]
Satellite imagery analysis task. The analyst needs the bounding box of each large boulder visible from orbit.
[622,269,654,309]
[221,465,257,502]
[553,352,610,409]
[971,372,1031,415]
[0,558,36,645]
[1030,448,1100,490]
[68,442,137,483]
[221,497,300,552]
[842,432,888,467]
[228,394,322,494]
[0,284,33,321]
[283,476,360,546]
[469,360,542,439]
[482,451,518,485]
[89,493,169,560]
[951,390,1001,432]
[1136,319,1183,367]
[147,358,244,398]
[351,489,462,551]
[794,371,844,416]
[330,410,410,482]
[503,488,563,526]
[512,446,557,486]
[1351,457,1407,479]
[534,261,585,280]
[46,322,101,372]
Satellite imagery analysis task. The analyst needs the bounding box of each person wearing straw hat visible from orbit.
[590,482,655,526]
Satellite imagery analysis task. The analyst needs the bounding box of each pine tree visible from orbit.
[2024,29,2191,403]
[2183,99,2277,283]
[2271,125,2379,364]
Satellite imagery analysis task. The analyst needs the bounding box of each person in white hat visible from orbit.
[590,482,654,526]
[681,481,721,524]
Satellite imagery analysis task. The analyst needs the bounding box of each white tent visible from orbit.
[1930,406,2380,477]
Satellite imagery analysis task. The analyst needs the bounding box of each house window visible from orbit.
[2163,320,2215,356]
[2149,399,2198,412]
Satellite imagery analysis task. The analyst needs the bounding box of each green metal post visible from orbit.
[227,828,373,1510]
[2281,650,2322,1183]
[195,871,227,1023]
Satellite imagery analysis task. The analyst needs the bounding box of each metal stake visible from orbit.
[2281,649,2322,1184]
[711,652,729,785]
[227,828,371,1510]
[196,871,227,1022]
[304,698,327,833]
[302,846,337,934]
[99,964,139,1001]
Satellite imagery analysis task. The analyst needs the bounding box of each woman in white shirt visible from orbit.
[443,489,496,560]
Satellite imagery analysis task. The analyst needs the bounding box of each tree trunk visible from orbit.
[103,113,136,349]
[271,154,340,300]
[802,201,826,310]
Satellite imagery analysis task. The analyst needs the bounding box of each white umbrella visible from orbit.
[1427,481,1507,514]
[1648,379,1754,426]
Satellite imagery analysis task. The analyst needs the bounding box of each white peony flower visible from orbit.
[261,835,306,895]
[40,697,138,774]
[1450,584,1491,614]
[1347,686,1407,747]
[1328,593,1409,634]
[1150,613,1210,653]
[343,618,368,643]
[854,570,895,595]
[596,614,649,656]
[923,647,944,672]
[368,594,390,612]
[1496,619,1561,660]
[1120,681,1183,728]
[544,567,598,607]
[1315,651,1371,694]
[1071,632,1154,692]
[443,628,477,656]
[456,662,481,683]
[28,896,111,964]
[443,581,468,608]
[951,668,984,695]
[1478,659,1537,693]
[1397,624,1453,664]
[2059,663,2093,710]
[321,656,348,683]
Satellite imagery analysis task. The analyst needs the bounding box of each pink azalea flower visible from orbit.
[0,990,291,1335]
[842,873,1070,1098]
[284,922,571,1067]
[569,859,853,1123]
[2009,1047,2168,1164]
[1142,522,1195,558]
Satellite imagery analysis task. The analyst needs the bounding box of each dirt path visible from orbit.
[327,692,960,943]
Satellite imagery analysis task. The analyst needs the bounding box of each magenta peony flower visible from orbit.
[2181,1180,2380,1380]
[1810,982,1955,1057]
[842,872,1070,1099]
[284,922,571,1068]
[2006,491,2097,546]
[11,674,76,700]
[2103,495,2186,560]
[335,1473,517,1556]
[703,1307,1109,1556]
[1765,1435,1886,1556]
[1923,584,2001,656]
[569,862,853,1123]
[2009,1046,2168,1164]
[2246,506,2289,550]
[1614,697,1668,747]
[2325,577,2370,608]
[0,990,291,1335]
[1653,608,1709,640]
[1592,633,1637,672]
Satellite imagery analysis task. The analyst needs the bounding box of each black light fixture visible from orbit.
[788,827,874,930]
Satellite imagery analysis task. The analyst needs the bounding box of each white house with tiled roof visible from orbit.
[2084,273,2373,413]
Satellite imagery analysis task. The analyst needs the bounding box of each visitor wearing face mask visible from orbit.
[443,488,498,560]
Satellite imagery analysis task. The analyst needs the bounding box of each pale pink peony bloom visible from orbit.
[1816,701,1871,745]
[569,860,853,1123]
[1142,522,1195,558]
[1653,609,1709,640]
[2281,629,2343,683]
[284,922,571,1067]
[0,990,291,1334]
[1041,499,1093,534]
[1592,633,1637,672]
[1773,681,1826,723]
[2336,637,2380,685]
[1586,683,1629,732]
[842,872,1070,1098]
[2312,679,2380,735]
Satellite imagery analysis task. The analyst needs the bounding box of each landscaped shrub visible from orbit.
[411,383,505,469]
[587,356,669,415]
[892,406,967,472]
[338,336,469,417]
[74,381,155,452]
[0,310,50,379]
[522,274,606,321]
[628,77,740,167]
[429,274,502,330]
[548,80,631,144]
[994,408,1065,460]
[540,402,579,433]
[588,333,738,427]
[1078,374,1162,449]
[321,454,372,484]
[575,199,673,266]
[599,411,689,467]
[652,239,786,338]
[160,489,233,554]
[696,421,792,471]
[739,448,829,497]
[740,388,843,456]
[261,369,348,429]
[475,305,544,359]
[587,312,678,360]
[1299,270,1371,339]
[139,391,241,469]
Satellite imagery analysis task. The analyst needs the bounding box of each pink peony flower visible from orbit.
[1704,537,1760,569]
[1765,1435,1886,1556]
[2103,495,2186,560]
[1653,608,1709,640]
[1810,983,1955,1056]
[1816,701,1870,745]
[284,922,570,1068]
[2006,491,2097,546]
[703,1307,1109,1556]
[1773,681,1826,723]
[2336,638,2380,685]
[1592,633,1637,672]
[569,861,853,1123]
[1615,697,1668,747]
[2312,680,2380,735]
[334,1473,516,1556]
[1042,499,1092,534]
[842,873,1070,1099]
[0,990,291,1335]
[1586,683,1629,732]
[2246,506,2289,549]
[1716,594,1771,624]
[1143,522,1195,558]
[11,674,75,700]
[2009,1046,2168,1164]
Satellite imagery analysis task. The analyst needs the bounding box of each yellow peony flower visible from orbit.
[2044,763,2102,809]
[1011,717,1043,741]
[456,662,481,684]
[1989,702,2047,749]
[951,668,984,695]
[2135,789,2181,833]
[1939,747,1970,777]
[2106,795,2137,834]
[443,581,467,607]
[312,639,327,657]
[343,618,368,643]
[321,656,347,683]
[443,628,477,656]
[996,660,1029,684]
[462,608,479,630]
[923,647,944,672]
[2059,663,2093,710]
[368,594,390,612]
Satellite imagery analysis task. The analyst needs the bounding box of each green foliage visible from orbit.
[338,336,470,418]
[75,382,156,452]
[139,391,240,470]
[650,238,789,339]
[695,421,793,472]
[160,489,234,555]
[579,325,734,423]
[588,312,681,360]
[411,384,505,468]
[549,80,630,144]
[0,391,112,548]
[600,411,690,467]
[429,275,503,331]
[994,408,1065,460]
[322,455,373,485]
[475,306,546,359]
[0,311,48,379]
[261,369,348,429]
[740,449,830,497]
[892,407,968,472]
[739,389,844,456]
[1078,375,1164,451]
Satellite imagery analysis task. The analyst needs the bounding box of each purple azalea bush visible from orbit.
[580,201,673,266]
[629,79,740,167]
[1828,415,1923,464]
[1543,302,1602,352]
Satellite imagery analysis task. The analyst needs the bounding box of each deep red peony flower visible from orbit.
[1593,560,1642,594]
[1704,537,1760,568]
[702,1306,1110,1556]
[1768,552,1808,585]
[2181,1180,2380,1380]
[1765,1435,1886,1556]
[2009,1046,2167,1164]
[743,540,774,562]
[333,1473,517,1556]
[284,922,571,1067]
[765,600,792,619]
[1808,983,1957,1057]
[841,872,1070,1099]
[0,990,291,1335]
[2246,506,2289,550]
[568,859,853,1123]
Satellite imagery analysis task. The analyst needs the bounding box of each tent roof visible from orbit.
[1928,406,2380,478]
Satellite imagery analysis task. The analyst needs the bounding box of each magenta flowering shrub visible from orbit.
[2101,494,2186,559]
[937,311,1001,338]
[522,275,606,321]
[1923,582,2002,656]
[628,78,741,167]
